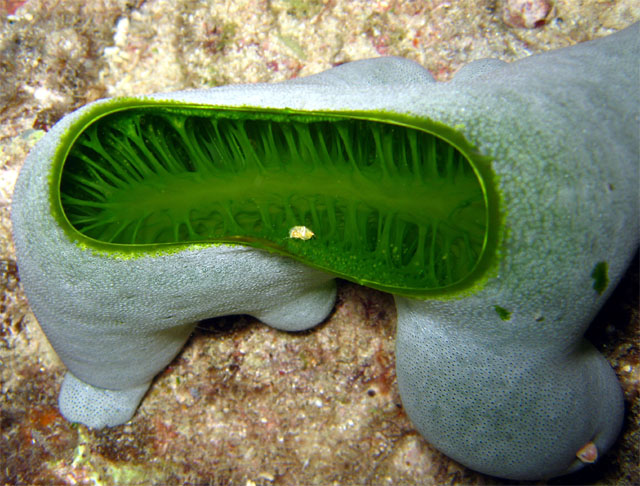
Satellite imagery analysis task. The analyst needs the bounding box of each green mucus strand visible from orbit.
[59,107,491,295]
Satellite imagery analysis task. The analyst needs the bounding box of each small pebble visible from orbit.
[289,225,315,240]
[502,0,552,29]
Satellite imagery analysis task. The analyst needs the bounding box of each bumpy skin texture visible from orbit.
[396,24,639,479]
[11,24,639,479]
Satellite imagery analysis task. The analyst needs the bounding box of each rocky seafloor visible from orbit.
[1,1,638,484]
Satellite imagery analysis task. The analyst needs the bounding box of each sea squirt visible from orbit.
[11,24,639,480]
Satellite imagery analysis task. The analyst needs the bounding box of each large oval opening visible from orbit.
[59,107,493,295]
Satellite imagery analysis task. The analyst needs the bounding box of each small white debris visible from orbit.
[257,471,275,482]
[113,17,130,47]
[288,226,315,240]
[25,85,67,105]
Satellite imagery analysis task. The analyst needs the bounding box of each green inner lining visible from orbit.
[60,107,490,293]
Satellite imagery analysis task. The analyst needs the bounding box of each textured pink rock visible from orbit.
[502,0,553,29]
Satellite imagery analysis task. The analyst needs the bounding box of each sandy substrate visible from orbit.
[1,1,638,484]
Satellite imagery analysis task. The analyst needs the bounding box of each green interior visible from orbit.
[59,106,493,295]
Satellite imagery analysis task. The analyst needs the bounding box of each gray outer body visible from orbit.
[11,25,639,480]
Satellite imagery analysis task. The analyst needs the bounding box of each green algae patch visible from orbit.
[493,305,511,321]
[591,261,609,295]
